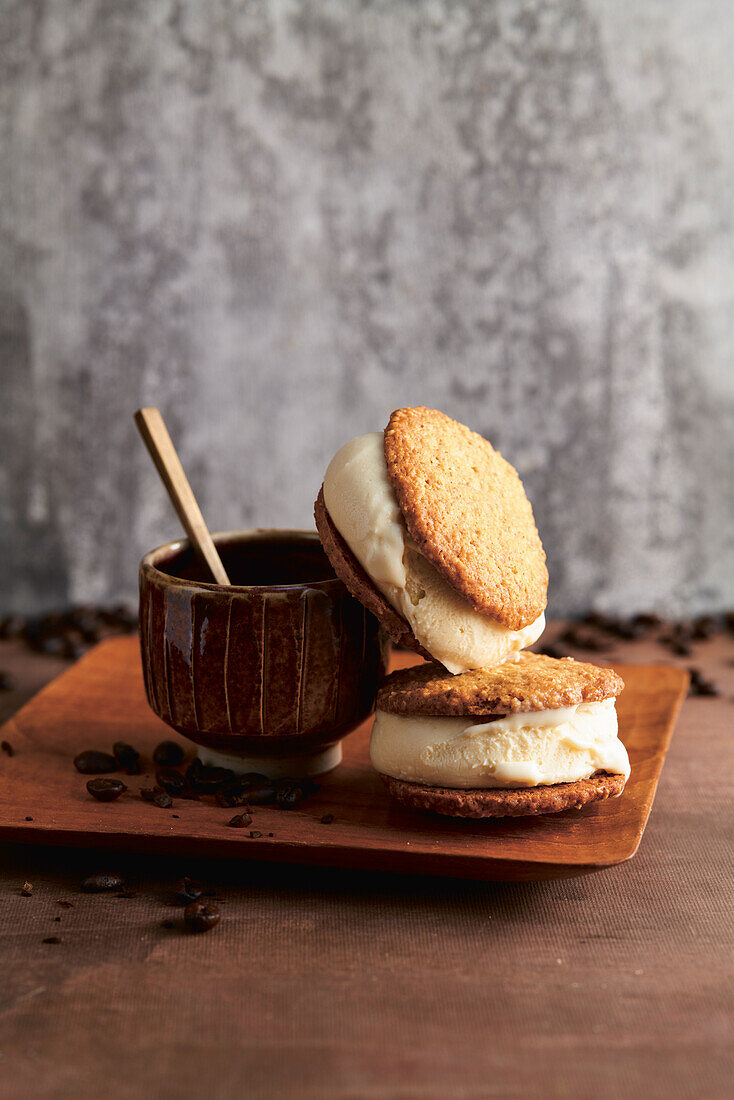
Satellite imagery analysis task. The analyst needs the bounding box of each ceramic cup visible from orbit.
[139,529,387,778]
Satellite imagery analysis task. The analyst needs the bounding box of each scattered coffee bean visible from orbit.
[81,872,125,893]
[21,882,33,896]
[687,668,721,698]
[559,628,606,652]
[87,778,127,802]
[238,772,270,788]
[2,740,15,757]
[275,780,304,809]
[172,814,179,819]
[249,831,263,839]
[320,813,334,825]
[632,612,664,630]
[245,780,276,805]
[161,920,176,929]
[692,615,717,640]
[141,787,173,809]
[184,900,221,933]
[25,816,33,821]
[156,768,186,797]
[57,899,73,908]
[42,936,62,944]
[173,876,203,904]
[74,750,117,775]
[53,916,61,922]
[113,741,140,770]
[227,812,252,829]
[215,782,252,807]
[185,761,236,794]
[153,741,184,767]
[0,671,14,692]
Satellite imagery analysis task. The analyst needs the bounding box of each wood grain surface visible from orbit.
[0,639,686,880]
[0,629,731,1100]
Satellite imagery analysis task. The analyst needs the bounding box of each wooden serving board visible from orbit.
[0,638,687,880]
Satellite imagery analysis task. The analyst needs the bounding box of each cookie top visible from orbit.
[384,407,547,630]
[380,772,626,818]
[377,652,624,716]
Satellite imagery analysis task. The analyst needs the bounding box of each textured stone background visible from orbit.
[1,0,732,616]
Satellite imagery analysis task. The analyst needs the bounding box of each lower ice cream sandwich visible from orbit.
[371,653,629,818]
[315,407,547,674]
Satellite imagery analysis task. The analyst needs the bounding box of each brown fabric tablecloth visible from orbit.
[0,628,731,1100]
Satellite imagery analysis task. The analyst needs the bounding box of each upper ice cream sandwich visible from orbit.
[372,653,629,818]
[314,407,548,673]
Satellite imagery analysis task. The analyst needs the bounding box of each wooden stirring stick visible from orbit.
[134,407,231,586]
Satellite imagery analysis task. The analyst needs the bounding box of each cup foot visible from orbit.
[197,742,342,780]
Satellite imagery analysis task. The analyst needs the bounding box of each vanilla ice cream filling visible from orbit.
[370,698,629,789]
[323,433,545,672]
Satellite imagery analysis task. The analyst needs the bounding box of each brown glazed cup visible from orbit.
[139,530,388,777]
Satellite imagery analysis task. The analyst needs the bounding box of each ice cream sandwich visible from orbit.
[371,653,628,818]
[315,407,548,673]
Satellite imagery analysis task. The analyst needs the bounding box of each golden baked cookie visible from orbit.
[377,652,624,716]
[380,772,627,818]
[384,407,547,630]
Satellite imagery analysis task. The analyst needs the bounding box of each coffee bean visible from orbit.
[184,900,221,933]
[185,761,236,794]
[25,816,33,821]
[215,787,245,807]
[173,876,203,904]
[156,768,186,796]
[320,813,334,825]
[141,787,173,808]
[227,812,252,828]
[42,936,62,945]
[245,781,276,806]
[632,612,664,630]
[249,831,263,839]
[81,872,125,893]
[692,615,717,640]
[687,668,720,697]
[74,750,117,775]
[275,780,304,809]
[57,899,73,908]
[21,882,33,896]
[113,741,139,770]
[1,740,15,757]
[86,778,127,802]
[153,741,184,767]
[238,772,270,788]
[0,671,14,692]
[53,916,61,922]
[558,629,606,652]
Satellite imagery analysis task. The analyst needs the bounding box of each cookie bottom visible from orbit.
[379,772,627,818]
[314,486,429,657]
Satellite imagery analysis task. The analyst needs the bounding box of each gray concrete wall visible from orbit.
[1,0,733,616]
